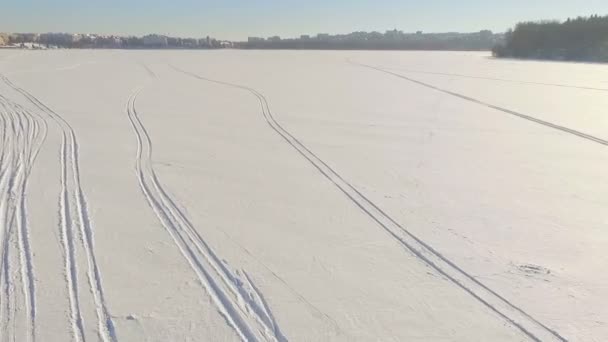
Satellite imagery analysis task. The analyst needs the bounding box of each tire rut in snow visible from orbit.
[170,65,567,342]
[0,75,117,342]
[126,73,285,342]
[0,91,47,342]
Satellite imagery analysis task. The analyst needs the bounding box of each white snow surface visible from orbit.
[0,49,606,342]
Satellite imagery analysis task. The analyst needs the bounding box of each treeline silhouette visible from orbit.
[493,14,608,62]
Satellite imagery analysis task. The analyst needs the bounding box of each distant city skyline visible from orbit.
[3,0,608,40]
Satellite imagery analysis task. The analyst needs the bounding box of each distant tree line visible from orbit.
[238,30,503,51]
[493,14,608,62]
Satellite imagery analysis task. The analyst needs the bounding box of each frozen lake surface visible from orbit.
[0,49,607,341]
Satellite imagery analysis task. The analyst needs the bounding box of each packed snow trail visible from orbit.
[0,75,117,342]
[126,71,285,342]
[0,93,46,342]
[170,65,567,342]
[350,61,608,147]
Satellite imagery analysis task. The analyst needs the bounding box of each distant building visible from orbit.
[114,37,123,46]
[300,35,310,40]
[38,33,74,47]
[182,38,198,47]
[71,34,83,43]
[91,35,122,48]
[248,37,265,43]
[268,36,281,42]
[142,34,168,47]
[26,33,40,42]
[316,33,330,41]
[0,33,8,46]
[9,33,39,44]
[385,29,403,39]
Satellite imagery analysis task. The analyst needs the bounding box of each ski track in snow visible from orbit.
[350,61,608,148]
[0,75,117,342]
[0,91,47,342]
[170,65,568,342]
[126,67,286,342]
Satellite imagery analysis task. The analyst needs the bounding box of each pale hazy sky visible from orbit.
[3,0,608,40]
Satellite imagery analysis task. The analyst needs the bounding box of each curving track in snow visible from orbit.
[350,61,608,147]
[0,75,117,342]
[170,65,567,342]
[126,68,285,342]
[0,92,46,342]
[376,65,608,92]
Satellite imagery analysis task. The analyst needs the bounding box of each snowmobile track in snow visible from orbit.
[126,67,286,342]
[351,61,608,148]
[0,75,117,342]
[171,65,567,342]
[0,91,46,342]
[378,65,608,92]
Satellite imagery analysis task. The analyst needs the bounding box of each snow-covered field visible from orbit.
[0,49,606,342]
